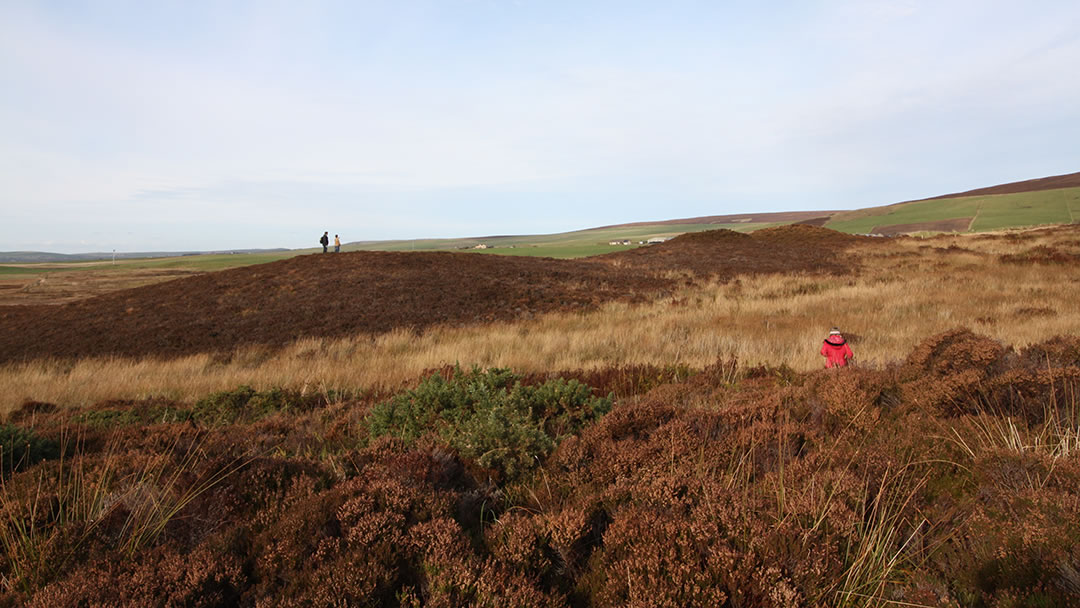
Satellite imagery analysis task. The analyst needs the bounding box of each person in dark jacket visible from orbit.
[320,232,329,253]
[820,328,853,368]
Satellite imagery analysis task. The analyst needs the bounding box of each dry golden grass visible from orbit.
[3,227,1079,415]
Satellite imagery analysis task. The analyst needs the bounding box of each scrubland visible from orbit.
[2,228,1078,415]
[2,225,1080,606]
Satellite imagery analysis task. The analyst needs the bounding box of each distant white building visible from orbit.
[646,237,667,244]
[608,240,631,245]
[473,243,489,249]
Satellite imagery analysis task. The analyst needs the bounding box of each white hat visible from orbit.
[829,328,842,335]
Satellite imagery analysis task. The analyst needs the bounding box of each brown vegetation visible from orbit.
[3,332,1079,606]
[0,268,201,307]
[3,225,1080,415]
[3,225,1080,605]
[0,226,857,363]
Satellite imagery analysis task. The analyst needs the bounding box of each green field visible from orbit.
[118,251,301,271]
[351,221,776,258]
[826,187,1080,234]
[6,186,1078,278]
[0,265,50,276]
[0,252,304,278]
[969,187,1080,231]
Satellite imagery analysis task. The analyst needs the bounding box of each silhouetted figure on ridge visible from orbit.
[320,231,329,253]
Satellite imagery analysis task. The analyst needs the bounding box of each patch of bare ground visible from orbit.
[872,217,973,235]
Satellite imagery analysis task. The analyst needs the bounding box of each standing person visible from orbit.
[334,235,341,253]
[320,231,329,253]
[820,327,854,368]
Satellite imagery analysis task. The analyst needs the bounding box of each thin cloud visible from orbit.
[2,1,1079,252]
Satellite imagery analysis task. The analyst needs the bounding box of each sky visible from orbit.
[3,1,1080,253]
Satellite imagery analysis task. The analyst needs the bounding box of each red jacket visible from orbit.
[821,335,853,368]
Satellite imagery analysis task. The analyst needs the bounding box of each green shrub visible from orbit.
[0,424,60,475]
[193,385,258,425]
[74,405,193,428]
[366,366,612,482]
[192,386,330,425]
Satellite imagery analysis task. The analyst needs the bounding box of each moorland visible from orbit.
[1,203,1080,604]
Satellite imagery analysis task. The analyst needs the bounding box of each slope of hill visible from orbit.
[0,249,290,264]
[926,170,1080,199]
[593,210,833,229]
[5,171,1077,275]
[825,186,1080,235]
[825,171,1080,235]
[0,227,858,362]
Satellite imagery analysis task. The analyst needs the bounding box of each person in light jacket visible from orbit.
[821,328,854,368]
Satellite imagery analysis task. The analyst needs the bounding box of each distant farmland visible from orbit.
[826,185,1080,235]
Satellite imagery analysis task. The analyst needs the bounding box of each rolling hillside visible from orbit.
[0,226,856,362]
[3,172,1077,273]
[824,171,1080,235]
[355,171,1080,250]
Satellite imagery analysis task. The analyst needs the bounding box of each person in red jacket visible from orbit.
[820,328,853,368]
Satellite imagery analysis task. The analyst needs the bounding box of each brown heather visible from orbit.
[1,225,1080,605]
[3,225,1080,415]
[5,328,1077,605]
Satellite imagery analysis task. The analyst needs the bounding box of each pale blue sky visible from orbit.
[3,1,1079,253]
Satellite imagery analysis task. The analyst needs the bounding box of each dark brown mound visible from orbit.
[0,229,861,363]
[751,223,862,245]
[0,252,676,363]
[794,216,832,227]
[593,225,861,277]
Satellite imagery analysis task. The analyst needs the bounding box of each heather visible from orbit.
[3,331,1080,606]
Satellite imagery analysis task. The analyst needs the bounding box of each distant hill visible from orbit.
[595,210,834,229]
[925,171,1080,200]
[824,171,1080,235]
[0,249,290,264]
[356,171,1080,253]
[6,171,1078,264]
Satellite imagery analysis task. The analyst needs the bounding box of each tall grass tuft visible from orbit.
[830,468,931,607]
[950,379,1080,461]
[0,428,248,594]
